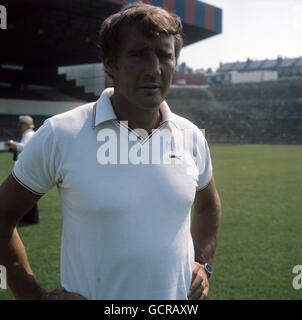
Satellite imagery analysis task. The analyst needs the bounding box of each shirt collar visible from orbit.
[159,100,178,128]
[93,88,117,128]
[92,88,178,128]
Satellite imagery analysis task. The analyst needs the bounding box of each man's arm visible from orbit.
[0,174,86,300]
[188,177,222,300]
[6,140,26,153]
[0,174,45,299]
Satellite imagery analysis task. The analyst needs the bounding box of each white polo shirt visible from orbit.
[12,88,213,300]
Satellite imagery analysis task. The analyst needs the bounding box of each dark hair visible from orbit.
[98,2,183,67]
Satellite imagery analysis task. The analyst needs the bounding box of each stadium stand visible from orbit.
[167,77,302,145]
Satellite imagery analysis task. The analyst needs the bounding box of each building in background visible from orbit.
[207,70,278,85]
[173,73,206,86]
[205,56,302,86]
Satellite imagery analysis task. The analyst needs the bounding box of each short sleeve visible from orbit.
[195,128,213,191]
[12,119,60,196]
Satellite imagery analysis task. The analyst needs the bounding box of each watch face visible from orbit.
[205,264,213,274]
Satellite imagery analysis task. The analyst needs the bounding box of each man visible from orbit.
[6,115,39,225]
[0,3,221,300]
[7,115,35,156]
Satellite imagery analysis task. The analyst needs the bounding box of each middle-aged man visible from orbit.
[0,3,221,300]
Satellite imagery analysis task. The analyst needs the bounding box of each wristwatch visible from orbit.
[196,261,213,278]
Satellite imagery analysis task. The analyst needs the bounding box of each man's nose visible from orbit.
[145,53,161,77]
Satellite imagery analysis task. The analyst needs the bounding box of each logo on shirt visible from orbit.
[169,154,182,160]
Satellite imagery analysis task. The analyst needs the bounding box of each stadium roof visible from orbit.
[1,0,222,67]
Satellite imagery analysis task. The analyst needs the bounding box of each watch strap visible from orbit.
[195,261,213,277]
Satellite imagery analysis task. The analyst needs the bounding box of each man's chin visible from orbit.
[137,94,164,110]
[140,86,169,104]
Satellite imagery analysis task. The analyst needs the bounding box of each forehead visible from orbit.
[118,25,175,53]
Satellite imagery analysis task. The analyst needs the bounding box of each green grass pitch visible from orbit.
[0,145,301,300]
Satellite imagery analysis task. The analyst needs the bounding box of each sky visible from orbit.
[178,0,302,72]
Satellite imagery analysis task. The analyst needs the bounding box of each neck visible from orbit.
[110,97,162,133]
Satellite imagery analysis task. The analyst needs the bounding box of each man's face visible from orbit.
[107,26,176,111]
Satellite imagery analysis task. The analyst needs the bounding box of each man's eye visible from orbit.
[161,53,174,60]
[131,51,144,57]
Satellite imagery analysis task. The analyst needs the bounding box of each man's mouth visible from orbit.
[139,84,161,90]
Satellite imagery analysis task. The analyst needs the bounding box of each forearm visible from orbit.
[0,175,45,299]
[191,197,221,265]
[6,140,22,152]
[0,227,45,299]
